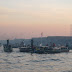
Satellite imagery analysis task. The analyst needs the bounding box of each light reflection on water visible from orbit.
[0,48,72,72]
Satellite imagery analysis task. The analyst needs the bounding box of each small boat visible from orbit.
[19,40,32,52]
[3,40,13,52]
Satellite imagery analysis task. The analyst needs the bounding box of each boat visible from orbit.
[34,46,61,54]
[60,46,69,52]
[34,46,69,54]
[47,46,69,53]
[3,40,13,52]
[19,40,32,52]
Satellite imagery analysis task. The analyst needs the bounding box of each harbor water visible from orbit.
[0,48,72,72]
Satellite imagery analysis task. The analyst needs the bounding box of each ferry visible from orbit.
[34,46,61,54]
[34,46,69,54]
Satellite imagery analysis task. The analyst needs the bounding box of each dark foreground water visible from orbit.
[0,48,72,72]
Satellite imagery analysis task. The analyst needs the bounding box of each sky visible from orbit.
[0,0,72,40]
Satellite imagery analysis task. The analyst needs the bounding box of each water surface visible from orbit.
[0,48,72,72]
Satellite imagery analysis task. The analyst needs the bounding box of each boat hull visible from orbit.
[4,45,13,52]
[19,47,32,52]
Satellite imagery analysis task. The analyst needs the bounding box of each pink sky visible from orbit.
[0,23,70,40]
[0,0,72,39]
